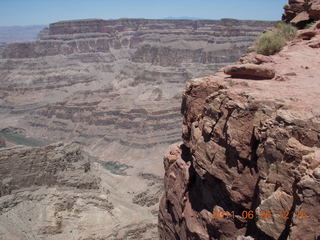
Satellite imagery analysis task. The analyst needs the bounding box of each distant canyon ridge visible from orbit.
[0,18,272,149]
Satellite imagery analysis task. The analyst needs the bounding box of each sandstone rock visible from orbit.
[308,39,320,47]
[236,236,254,240]
[313,166,320,178]
[256,189,293,239]
[224,64,275,79]
[309,0,320,19]
[291,11,310,25]
[240,53,273,65]
[298,29,318,40]
[283,0,320,28]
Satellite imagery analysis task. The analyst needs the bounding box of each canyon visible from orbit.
[0,18,272,239]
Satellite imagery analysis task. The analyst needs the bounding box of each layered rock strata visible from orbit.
[159,25,320,240]
[0,143,161,239]
[0,18,272,154]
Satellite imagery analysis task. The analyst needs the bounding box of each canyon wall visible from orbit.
[0,18,272,153]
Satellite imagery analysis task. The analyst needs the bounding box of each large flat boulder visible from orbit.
[224,64,275,79]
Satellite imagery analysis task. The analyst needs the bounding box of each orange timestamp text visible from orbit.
[212,209,309,220]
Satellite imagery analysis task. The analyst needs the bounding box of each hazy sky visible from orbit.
[1,0,288,26]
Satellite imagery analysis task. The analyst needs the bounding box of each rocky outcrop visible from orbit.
[159,19,320,240]
[0,143,99,196]
[283,0,320,28]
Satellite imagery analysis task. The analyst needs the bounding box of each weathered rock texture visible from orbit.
[0,143,161,239]
[224,64,275,79]
[283,0,320,28]
[159,23,320,240]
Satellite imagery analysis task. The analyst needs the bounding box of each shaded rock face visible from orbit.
[159,79,320,240]
[0,143,99,197]
[283,0,320,28]
[159,32,320,239]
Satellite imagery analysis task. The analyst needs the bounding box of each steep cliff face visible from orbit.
[159,18,320,240]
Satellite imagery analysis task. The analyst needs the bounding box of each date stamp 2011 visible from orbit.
[212,209,309,220]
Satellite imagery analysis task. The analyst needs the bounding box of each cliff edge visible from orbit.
[159,2,320,240]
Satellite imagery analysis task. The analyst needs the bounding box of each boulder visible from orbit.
[224,64,275,79]
[291,11,310,25]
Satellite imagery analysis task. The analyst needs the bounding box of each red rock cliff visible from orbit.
[159,3,320,240]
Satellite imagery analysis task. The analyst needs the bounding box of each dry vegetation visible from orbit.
[254,22,297,55]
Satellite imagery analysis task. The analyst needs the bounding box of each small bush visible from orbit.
[255,31,286,55]
[254,22,297,56]
[274,22,297,40]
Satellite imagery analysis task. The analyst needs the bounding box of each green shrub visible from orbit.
[255,31,286,55]
[254,22,297,56]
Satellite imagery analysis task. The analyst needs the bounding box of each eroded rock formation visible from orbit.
[159,16,320,240]
[283,0,320,28]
